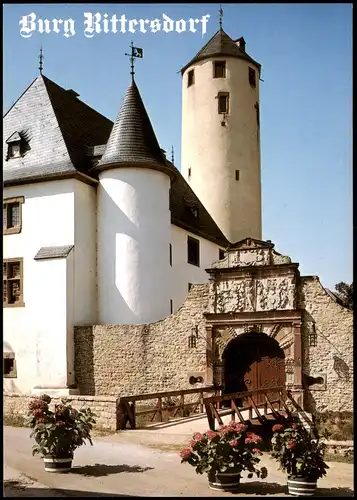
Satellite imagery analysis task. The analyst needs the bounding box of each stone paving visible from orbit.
[4,426,354,497]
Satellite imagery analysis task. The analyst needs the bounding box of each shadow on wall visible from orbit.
[333,355,350,382]
[98,183,140,324]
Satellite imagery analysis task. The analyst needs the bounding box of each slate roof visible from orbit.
[3,74,229,246]
[34,245,74,260]
[96,79,175,179]
[3,75,113,186]
[181,29,261,74]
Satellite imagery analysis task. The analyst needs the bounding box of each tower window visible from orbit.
[213,61,226,78]
[169,243,172,266]
[249,67,256,87]
[255,102,260,127]
[218,92,229,114]
[187,236,200,267]
[188,69,195,87]
[219,249,225,260]
[235,170,240,181]
[188,282,193,292]
[188,168,191,177]
[170,299,173,314]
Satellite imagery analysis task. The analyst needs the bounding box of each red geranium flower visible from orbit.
[272,424,284,433]
[287,440,295,449]
[179,447,192,459]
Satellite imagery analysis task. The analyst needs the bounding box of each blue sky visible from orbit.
[3,4,352,290]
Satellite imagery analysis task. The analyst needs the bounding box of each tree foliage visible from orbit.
[334,282,353,310]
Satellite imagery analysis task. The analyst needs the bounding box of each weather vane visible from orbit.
[39,46,44,74]
[125,41,143,80]
[219,5,223,30]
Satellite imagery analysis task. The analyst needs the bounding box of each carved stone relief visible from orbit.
[213,276,295,314]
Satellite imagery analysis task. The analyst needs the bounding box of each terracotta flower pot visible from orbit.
[43,454,73,473]
[208,470,241,491]
[287,477,317,496]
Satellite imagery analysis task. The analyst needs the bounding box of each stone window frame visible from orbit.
[3,196,24,235]
[187,235,200,267]
[3,258,25,308]
[3,352,17,378]
[217,92,229,115]
[213,60,226,79]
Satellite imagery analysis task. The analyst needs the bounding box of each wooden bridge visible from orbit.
[116,386,299,431]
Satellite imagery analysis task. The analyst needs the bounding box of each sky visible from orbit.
[3,3,353,291]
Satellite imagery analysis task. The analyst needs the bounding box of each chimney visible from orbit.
[67,89,80,98]
[236,37,246,53]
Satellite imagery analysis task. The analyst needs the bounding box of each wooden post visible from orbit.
[180,393,184,417]
[158,397,163,422]
[199,391,204,414]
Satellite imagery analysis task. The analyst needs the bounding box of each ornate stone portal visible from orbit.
[204,238,304,407]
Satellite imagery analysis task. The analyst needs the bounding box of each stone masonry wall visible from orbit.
[74,284,209,396]
[300,276,353,413]
[4,393,117,431]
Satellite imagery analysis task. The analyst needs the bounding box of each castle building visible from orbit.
[3,27,353,417]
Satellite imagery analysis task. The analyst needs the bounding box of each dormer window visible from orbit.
[5,131,29,161]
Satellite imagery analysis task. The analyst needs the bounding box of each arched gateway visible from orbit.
[223,331,285,404]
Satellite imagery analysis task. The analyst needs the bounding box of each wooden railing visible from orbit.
[117,386,222,430]
[203,386,294,430]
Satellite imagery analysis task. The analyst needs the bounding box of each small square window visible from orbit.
[187,236,200,267]
[218,93,229,114]
[249,67,256,87]
[188,69,195,87]
[219,249,225,260]
[3,354,17,378]
[213,61,226,78]
[3,258,24,307]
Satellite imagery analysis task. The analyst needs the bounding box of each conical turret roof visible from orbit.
[180,29,261,74]
[96,79,175,178]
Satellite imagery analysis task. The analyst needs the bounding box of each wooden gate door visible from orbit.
[243,342,285,404]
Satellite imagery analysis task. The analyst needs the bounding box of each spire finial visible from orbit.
[38,46,44,75]
[219,5,223,30]
[125,42,143,80]
[171,145,174,164]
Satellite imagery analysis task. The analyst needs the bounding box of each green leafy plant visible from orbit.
[270,422,329,481]
[26,394,96,458]
[179,421,268,479]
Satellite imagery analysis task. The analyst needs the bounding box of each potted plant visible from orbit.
[179,421,268,491]
[26,394,96,473]
[270,421,329,496]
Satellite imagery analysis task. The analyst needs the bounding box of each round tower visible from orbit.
[93,79,176,325]
[181,29,262,243]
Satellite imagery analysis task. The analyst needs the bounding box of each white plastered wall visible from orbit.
[3,180,75,393]
[170,225,222,312]
[97,167,171,325]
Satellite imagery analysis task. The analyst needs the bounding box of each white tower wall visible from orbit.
[97,168,171,324]
[181,55,262,243]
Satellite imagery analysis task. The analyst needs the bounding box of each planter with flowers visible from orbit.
[180,421,268,491]
[270,421,329,496]
[26,394,96,473]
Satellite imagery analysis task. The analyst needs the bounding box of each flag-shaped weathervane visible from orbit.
[125,42,143,79]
